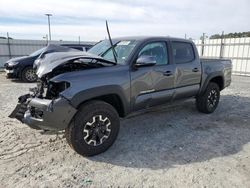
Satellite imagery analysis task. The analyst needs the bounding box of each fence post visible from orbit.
[46,34,48,45]
[7,32,12,59]
[219,31,224,58]
[201,33,205,56]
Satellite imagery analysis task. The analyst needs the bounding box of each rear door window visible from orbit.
[172,42,195,64]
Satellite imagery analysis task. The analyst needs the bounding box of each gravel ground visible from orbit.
[0,72,250,188]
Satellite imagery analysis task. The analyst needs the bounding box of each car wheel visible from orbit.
[196,82,220,113]
[21,66,37,82]
[65,100,120,156]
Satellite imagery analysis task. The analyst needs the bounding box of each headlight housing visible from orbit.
[46,81,71,99]
[8,61,19,66]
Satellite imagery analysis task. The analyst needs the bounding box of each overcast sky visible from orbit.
[0,0,249,41]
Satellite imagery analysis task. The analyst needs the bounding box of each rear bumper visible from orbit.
[11,96,77,131]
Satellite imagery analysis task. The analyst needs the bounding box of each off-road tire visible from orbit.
[196,82,220,114]
[21,66,37,82]
[65,100,120,156]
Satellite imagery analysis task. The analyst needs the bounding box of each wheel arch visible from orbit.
[79,94,125,117]
[200,72,225,95]
[69,86,129,117]
[210,76,224,90]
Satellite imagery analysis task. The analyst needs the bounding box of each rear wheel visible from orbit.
[196,82,220,113]
[65,100,120,156]
[21,66,37,82]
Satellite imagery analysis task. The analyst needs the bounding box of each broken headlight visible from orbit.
[46,81,70,99]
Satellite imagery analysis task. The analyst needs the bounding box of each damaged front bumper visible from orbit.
[10,95,77,131]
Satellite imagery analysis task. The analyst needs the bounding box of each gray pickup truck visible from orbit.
[10,36,232,156]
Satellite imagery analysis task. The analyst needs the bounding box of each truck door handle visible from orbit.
[163,71,172,76]
[192,68,199,72]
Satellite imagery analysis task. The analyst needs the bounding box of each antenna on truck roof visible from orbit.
[105,20,117,63]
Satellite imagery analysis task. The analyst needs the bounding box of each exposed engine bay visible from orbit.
[35,59,108,99]
[32,51,116,99]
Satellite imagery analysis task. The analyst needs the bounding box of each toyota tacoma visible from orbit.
[10,36,232,156]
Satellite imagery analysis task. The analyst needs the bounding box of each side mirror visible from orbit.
[135,55,157,67]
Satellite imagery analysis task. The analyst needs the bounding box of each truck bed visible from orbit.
[200,58,232,89]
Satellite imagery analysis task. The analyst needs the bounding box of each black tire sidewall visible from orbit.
[206,83,220,112]
[66,101,120,156]
[196,82,220,113]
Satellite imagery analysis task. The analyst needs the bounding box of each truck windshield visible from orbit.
[88,40,138,64]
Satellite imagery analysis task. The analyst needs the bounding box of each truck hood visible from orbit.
[36,51,115,78]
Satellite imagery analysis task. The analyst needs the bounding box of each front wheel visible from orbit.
[196,82,220,113]
[21,66,37,82]
[65,100,120,156]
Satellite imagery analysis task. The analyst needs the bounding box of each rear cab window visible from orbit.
[172,42,195,64]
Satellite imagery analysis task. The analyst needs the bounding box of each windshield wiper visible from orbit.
[77,57,116,65]
[106,20,117,64]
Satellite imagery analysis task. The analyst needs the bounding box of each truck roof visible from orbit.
[112,36,191,43]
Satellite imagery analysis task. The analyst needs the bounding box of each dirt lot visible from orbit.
[0,72,250,188]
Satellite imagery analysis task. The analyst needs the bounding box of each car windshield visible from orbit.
[29,47,46,57]
[88,39,138,64]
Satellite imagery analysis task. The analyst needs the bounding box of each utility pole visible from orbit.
[45,14,52,41]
